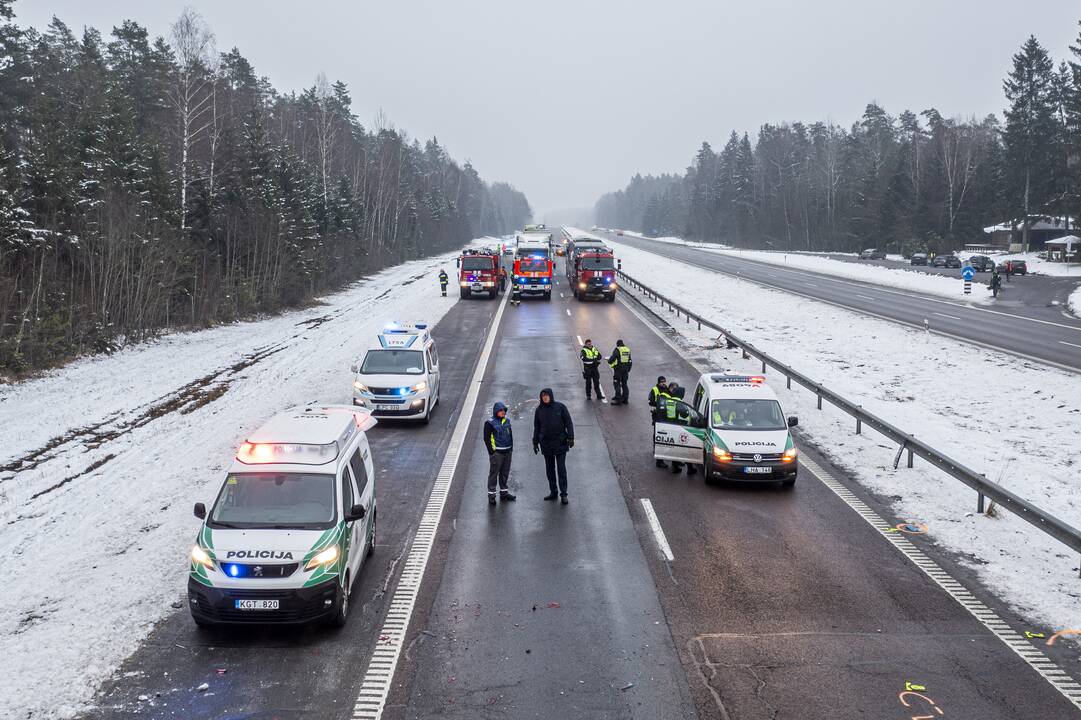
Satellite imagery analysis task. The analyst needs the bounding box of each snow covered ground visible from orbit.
[1070,285,1081,318]
[607,230,990,302]
[0,249,468,719]
[607,236,1081,634]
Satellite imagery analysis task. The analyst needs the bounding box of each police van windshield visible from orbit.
[711,399,786,430]
[579,257,615,270]
[209,473,336,529]
[461,257,493,271]
[517,256,548,272]
[360,349,424,375]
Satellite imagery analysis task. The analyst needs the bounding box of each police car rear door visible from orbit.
[653,400,705,464]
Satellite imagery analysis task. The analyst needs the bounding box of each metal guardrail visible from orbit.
[616,268,1081,565]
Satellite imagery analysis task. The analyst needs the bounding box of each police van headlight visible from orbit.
[411,380,428,393]
[712,447,732,462]
[353,381,369,394]
[305,545,339,571]
[782,447,798,463]
[191,545,214,569]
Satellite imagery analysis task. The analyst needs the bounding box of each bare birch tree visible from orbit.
[168,6,215,234]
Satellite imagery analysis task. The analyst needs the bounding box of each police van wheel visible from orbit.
[781,477,796,489]
[421,403,431,425]
[703,457,716,485]
[330,574,350,628]
[367,513,377,557]
[606,293,616,303]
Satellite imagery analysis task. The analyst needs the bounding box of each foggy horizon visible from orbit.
[15,0,1081,219]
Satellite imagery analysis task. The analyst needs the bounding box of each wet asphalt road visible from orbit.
[78,254,1081,720]
[600,232,1081,373]
[81,297,501,720]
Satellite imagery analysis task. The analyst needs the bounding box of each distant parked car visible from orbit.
[931,255,962,268]
[998,255,1024,272]
[615,230,624,236]
[1036,251,1048,260]
[968,255,995,272]
[859,248,886,259]
[910,253,928,266]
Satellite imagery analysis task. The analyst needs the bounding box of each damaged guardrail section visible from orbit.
[616,268,1081,569]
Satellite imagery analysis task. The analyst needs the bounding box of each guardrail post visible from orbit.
[977,492,985,514]
[697,319,701,330]
[907,448,913,468]
[686,313,690,324]
[742,349,749,360]
[817,391,822,410]
[761,360,766,374]
[856,418,861,435]
[786,375,791,389]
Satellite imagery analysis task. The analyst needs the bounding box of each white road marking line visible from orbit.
[1061,341,1081,349]
[800,457,1081,709]
[565,308,571,316]
[805,282,819,287]
[560,292,564,298]
[640,498,675,562]
[856,294,875,301]
[934,312,961,320]
[576,335,584,346]
[351,291,509,720]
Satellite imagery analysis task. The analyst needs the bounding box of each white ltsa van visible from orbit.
[351,322,440,423]
[653,374,799,487]
[188,405,377,627]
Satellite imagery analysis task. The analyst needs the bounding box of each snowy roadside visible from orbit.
[958,250,1081,278]
[595,229,991,303]
[1070,285,1081,318]
[607,237,1081,633]
[0,248,469,719]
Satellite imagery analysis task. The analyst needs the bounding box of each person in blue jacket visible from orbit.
[483,401,516,505]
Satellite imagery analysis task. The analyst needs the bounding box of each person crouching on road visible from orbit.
[581,338,605,400]
[438,269,449,297]
[607,339,632,405]
[533,388,574,505]
[483,402,516,505]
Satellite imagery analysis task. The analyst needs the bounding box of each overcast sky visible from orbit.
[14,0,1081,219]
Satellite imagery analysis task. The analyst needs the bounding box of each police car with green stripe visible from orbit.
[188,405,377,627]
[653,374,799,487]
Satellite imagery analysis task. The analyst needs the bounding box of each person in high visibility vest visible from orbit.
[438,269,449,297]
[647,376,668,409]
[652,381,674,468]
[482,401,516,504]
[580,338,605,400]
[664,384,697,476]
[607,339,632,405]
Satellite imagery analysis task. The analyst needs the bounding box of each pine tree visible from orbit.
[1003,35,1058,251]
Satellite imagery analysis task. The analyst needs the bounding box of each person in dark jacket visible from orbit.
[483,402,516,504]
[664,385,697,476]
[647,376,668,409]
[533,388,574,504]
[607,339,632,405]
[438,269,449,296]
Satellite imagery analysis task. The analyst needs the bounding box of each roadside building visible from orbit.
[982,215,1077,251]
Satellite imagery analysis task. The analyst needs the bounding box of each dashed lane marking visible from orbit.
[576,335,584,346]
[857,294,875,301]
[640,498,675,562]
[800,457,1081,711]
[565,308,571,316]
[621,284,1081,709]
[1061,341,1081,350]
[351,290,509,720]
[933,312,961,320]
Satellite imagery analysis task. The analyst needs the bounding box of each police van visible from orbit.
[188,405,377,627]
[653,374,799,487]
[351,322,440,423]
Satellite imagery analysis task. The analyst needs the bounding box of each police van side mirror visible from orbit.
[194,502,206,519]
[346,503,367,522]
[787,416,799,427]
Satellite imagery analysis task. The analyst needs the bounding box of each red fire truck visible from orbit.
[568,249,618,302]
[512,242,553,301]
[457,251,500,299]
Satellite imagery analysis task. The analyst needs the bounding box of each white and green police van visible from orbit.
[188,405,377,627]
[653,374,799,487]
[351,322,440,424]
